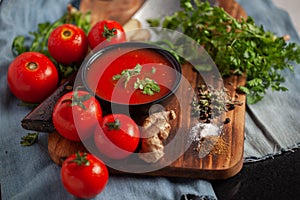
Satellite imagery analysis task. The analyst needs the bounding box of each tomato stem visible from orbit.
[106,119,121,130]
[26,62,38,71]
[71,152,90,166]
[63,29,72,38]
[62,89,92,110]
[102,24,116,41]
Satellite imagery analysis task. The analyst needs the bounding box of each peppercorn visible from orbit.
[224,118,231,124]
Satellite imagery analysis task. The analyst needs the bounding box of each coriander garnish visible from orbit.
[134,77,160,95]
[151,67,156,74]
[112,64,160,95]
[112,64,142,88]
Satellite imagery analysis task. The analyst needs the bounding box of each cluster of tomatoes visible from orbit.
[55,90,141,198]
[7,20,139,198]
[7,20,126,103]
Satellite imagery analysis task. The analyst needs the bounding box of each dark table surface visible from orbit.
[212,148,300,200]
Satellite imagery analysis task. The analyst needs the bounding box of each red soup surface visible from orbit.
[86,46,178,105]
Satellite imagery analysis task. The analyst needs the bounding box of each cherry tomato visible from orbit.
[7,52,59,103]
[94,114,140,159]
[61,152,109,198]
[87,20,126,50]
[48,24,88,65]
[52,90,102,141]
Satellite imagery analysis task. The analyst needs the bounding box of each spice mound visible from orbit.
[189,123,229,158]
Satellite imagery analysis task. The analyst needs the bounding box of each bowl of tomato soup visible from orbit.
[81,42,182,115]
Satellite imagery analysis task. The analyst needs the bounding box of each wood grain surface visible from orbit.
[79,0,145,25]
[22,0,248,180]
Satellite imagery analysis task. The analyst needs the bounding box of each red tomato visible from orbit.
[61,152,109,198]
[52,90,102,141]
[7,52,59,103]
[94,114,140,159]
[87,20,126,49]
[48,24,88,65]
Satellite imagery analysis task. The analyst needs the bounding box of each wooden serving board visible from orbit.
[21,0,247,180]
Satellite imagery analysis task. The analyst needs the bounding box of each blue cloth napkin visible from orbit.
[236,0,300,162]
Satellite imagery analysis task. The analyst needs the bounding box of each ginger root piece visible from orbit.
[139,110,176,163]
[139,134,165,163]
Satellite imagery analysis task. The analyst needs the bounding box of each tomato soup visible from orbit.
[85,44,180,105]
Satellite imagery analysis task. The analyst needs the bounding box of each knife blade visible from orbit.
[131,0,217,28]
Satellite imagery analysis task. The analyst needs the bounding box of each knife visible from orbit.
[131,0,217,28]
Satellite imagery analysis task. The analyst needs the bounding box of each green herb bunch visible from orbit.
[148,0,300,104]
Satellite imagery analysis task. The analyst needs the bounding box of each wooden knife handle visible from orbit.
[21,73,76,133]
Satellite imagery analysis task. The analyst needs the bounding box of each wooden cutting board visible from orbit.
[21,0,247,180]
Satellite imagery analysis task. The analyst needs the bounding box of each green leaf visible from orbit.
[238,86,250,94]
[12,36,27,56]
[134,77,160,95]
[247,94,264,104]
[112,64,142,88]
[146,18,160,27]
[20,132,39,146]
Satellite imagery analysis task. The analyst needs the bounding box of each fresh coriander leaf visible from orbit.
[112,74,122,80]
[112,64,142,88]
[134,77,160,95]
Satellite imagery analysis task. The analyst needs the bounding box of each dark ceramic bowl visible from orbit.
[81,42,182,118]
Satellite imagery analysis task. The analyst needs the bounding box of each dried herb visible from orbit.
[191,84,242,123]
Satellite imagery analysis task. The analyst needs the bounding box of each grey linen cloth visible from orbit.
[0,0,299,199]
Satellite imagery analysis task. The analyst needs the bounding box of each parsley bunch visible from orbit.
[148,0,300,104]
